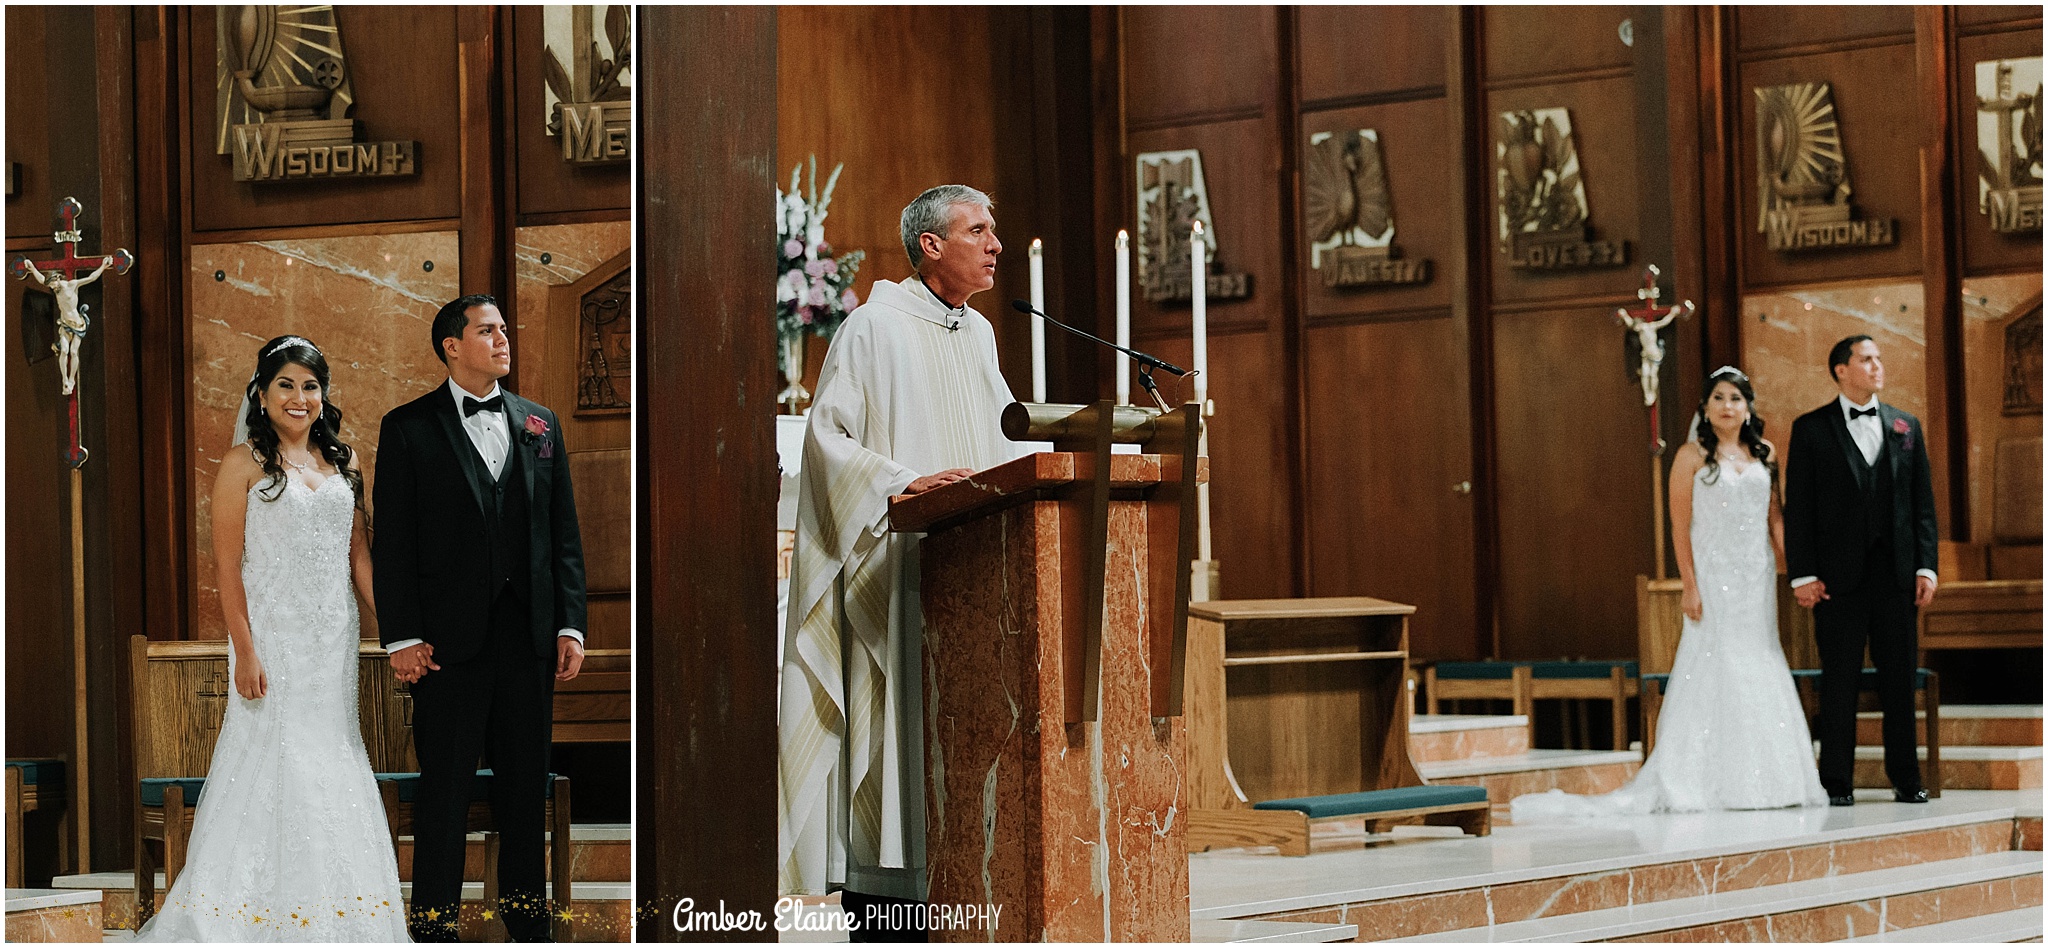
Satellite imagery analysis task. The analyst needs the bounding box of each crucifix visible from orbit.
[1613,264,1693,579]
[11,196,133,873]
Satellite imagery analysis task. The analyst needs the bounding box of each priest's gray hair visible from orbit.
[900,185,994,271]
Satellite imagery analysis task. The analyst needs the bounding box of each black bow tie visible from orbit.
[463,394,504,417]
[1849,406,1878,420]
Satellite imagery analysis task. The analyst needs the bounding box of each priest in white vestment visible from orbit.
[779,186,1026,932]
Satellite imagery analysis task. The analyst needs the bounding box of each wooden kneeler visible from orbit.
[1185,598,1490,857]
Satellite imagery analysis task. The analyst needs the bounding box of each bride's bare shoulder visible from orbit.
[218,444,265,491]
[1672,441,1708,471]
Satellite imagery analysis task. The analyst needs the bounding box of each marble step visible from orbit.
[55,873,632,942]
[1419,748,1642,800]
[1409,714,1531,763]
[1838,905,2045,942]
[1386,850,2043,942]
[1855,745,2043,791]
[7,888,104,943]
[1192,918,1361,942]
[1192,792,2028,939]
[1858,706,2043,747]
[394,823,631,882]
[2018,800,2041,851]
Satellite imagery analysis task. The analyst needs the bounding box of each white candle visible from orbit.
[1115,230,1130,405]
[1190,221,1207,406]
[1029,238,1046,402]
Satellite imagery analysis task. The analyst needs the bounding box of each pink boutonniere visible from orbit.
[1892,417,1912,450]
[523,414,553,458]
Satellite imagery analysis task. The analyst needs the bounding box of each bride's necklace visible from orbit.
[281,452,316,473]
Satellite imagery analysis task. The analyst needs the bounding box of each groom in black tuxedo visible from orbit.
[1785,335,1938,807]
[373,294,587,941]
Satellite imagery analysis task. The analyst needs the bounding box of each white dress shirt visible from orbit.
[1789,394,1936,590]
[386,379,583,655]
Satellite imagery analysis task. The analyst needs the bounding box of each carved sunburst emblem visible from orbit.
[1757,81,1845,211]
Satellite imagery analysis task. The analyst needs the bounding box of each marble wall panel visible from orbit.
[3,901,102,942]
[512,221,631,395]
[1960,272,2043,544]
[920,496,1190,941]
[190,232,460,639]
[1741,280,1928,476]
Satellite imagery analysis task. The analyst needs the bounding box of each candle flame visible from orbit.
[1030,238,1042,253]
[1116,229,1128,246]
[1192,220,1204,235]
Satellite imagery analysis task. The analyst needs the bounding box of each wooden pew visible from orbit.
[1185,598,1488,857]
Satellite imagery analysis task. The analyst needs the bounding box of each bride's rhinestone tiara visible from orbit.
[1708,365,1747,381]
[265,335,318,358]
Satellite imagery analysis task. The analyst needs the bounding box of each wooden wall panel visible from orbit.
[511,7,630,218]
[1956,6,2043,29]
[1482,6,1635,83]
[1492,306,1652,660]
[1297,6,1446,105]
[1299,98,1456,320]
[1734,6,1916,54]
[1484,74,1642,305]
[1734,42,1924,288]
[1123,6,1275,127]
[5,8,53,240]
[186,6,463,232]
[1954,27,2046,277]
[1127,119,1283,336]
[1135,328,1297,600]
[639,5,780,938]
[1303,317,1478,661]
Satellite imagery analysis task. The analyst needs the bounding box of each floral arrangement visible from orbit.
[777,157,865,355]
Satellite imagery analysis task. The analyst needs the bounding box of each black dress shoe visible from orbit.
[1895,788,1930,803]
[1828,794,1856,807]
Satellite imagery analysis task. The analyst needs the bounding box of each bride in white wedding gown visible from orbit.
[137,336,409,942]
[1513,367,1827,820]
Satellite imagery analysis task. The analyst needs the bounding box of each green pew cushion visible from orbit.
[1430,661,1526,680]
[1531,660,1638,679]
[7,759,66,790]
[374,770,561,804]
[140,777,206,807]
[1253,784,1489,819]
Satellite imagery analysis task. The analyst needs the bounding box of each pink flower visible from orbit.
[841,288,859,310]
[799,308,815,325]
[1891,418,1908,435]
[807,283,829,307]
[525,414,548,438]
[805,259,827,277]
[784,239,804,258]
[819,258,839,277]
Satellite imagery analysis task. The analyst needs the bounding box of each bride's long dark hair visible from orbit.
[242,335,364,507]
[1693,366,1775,486]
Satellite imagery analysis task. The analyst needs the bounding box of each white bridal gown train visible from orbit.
[1512,458,1828,820]
[135,474,409,942]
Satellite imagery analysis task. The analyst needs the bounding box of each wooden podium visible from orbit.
[887,402,1197,942]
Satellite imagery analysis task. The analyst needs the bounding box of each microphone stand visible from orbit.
[1011,300,1196,413]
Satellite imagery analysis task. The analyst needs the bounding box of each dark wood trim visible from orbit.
[1733,32,1918,62]
[1305,306,1457,329]
[637,6,780,940]
[455,8,510,382]
[1956,15,2043,37]
[516,208,632,229]
[1090,6,1126,402]
[1488,292,1676,316]
[1300,86,1449,115]
[1739,268,1933,294]
[1661,2,1711,427]
[1132,318,1268,341]
[1483,64,1635,92]
[1126,104,1266,133]
[1962,263,2048,280]
[1277,5,1310,598]
[3,238,54,252]
[1917,5,1967,541]
[188,218,464,247]
[1451,5,1503,660]
[1696,6,1742,370]
[159,5,195,643]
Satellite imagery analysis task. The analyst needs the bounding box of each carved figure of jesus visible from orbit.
[19,256,113,396]
[1618,304,1682,407]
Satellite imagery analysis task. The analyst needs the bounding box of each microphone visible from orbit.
[1010,300,1192,377]
[1011,299,1196,412]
